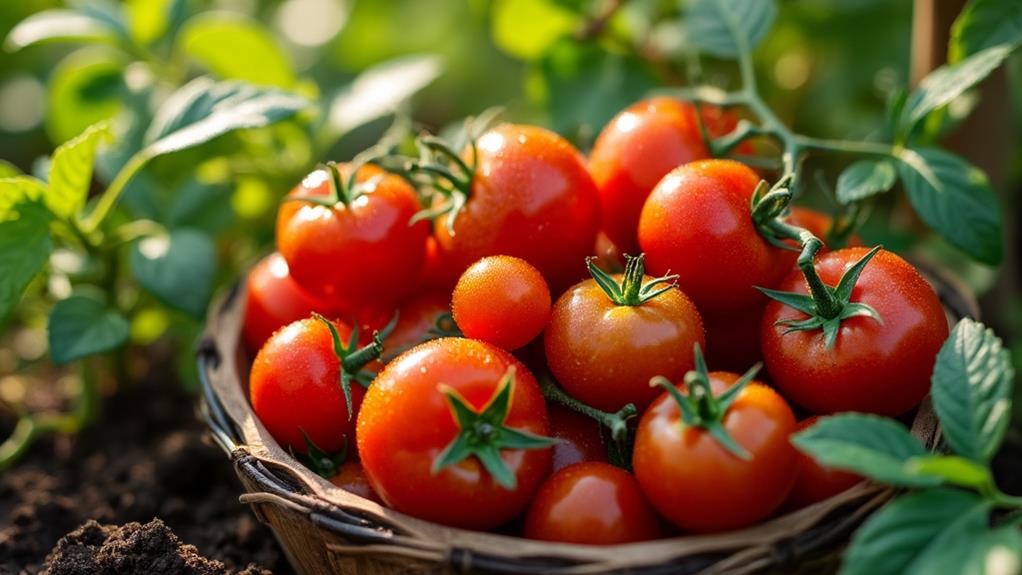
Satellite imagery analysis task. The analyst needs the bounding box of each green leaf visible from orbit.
[4,9,122,50]
[955,524,1022,575]
[950,0,1022,61]
[178,13,296,88]
[0,202,52,325]
[126,0,178,46]
[905,501,1001,575]
[47,122,112,221]
[931,318,1014,463]
[842,489,989,575]
[45,48,127,145]
[904,455,993,489]
[897,147,1003,265]
[48,293,130,364]
[900,44,1014,132]
[683,0,778,58]
[491,0,580,60]
[143,78,309,159]
[792,413,939,487]
[328,54,442,135]
[0,177,47,221]
[0,161,21,178]
[130,229,216,317]
[836,159,898,204]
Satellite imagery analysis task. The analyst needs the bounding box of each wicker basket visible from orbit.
[197,259,977,575]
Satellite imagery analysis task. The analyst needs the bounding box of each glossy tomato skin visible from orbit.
[452,256,551,351]
[435,124,601,294]
[633,372,798,533]
[330,462,382,504]
[786,417,862,509]
[357,338,552,530]
[548,405,607,473]
[638,160,789,316]
[276,164,429,311]
[761,247,948,416]
[545,278,704,412]
[380,290,451,361]
[524,462,661,545]
[250,317,372,453]
[242,252,336,354]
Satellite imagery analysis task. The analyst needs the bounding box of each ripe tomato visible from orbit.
[590,98,740,255]
[381,290,450,361]
[432,124,601,293]
[330,462,382,504]
[544,255,704,412]
[548,405,607,473]
[524,462,661,545]
[242,252,335,353]
[250,317,380,453]
[276,163,429,311]
[452,256,551,351]
[357,338,552,530]
[638,159,791,315]
[786,417,862,509]
[761,247,948,416]
[633,370,798,533]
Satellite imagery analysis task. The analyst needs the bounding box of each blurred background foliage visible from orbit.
[0,0,1019,409]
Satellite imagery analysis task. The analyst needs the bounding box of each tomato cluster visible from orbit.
[244,99,949,543]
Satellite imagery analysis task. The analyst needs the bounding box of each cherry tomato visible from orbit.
[761,247,948,416]
[381,290,451,361]
[242,252,336,353]
[357,338,552,530]
[638,159,791,315]
[548,405,607,473]
[633,371,798,533]
[786,417,862,509]
[434,124,601,293]
[524,462,661,544]
[276,163,429,311]
[250,317,378,453]
[452,256,551,351]
[330,462,382,504]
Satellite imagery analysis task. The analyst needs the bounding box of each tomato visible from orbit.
[381,290,450,361]
[242,252,336,353]
[432,124,601,293]
[548,405,607,473]
[524,462,661,544]
[544,255,704,412]
[276,163,429,311]
[633,370,798,533]
[420,235,459,292]
[761,247,948,416]
[638,159,791,315]
[702,310,765,374]
[452,256,551,351]
[330,462,382,504]
[357,338,552,530]
[786,417,862,509]
[590,98,741,255]
[250,317,380,453]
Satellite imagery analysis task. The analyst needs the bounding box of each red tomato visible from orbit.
[276,163,429,311]
[421,235,459,292]
[357,338,552,530]
[330,462,383,504]
[433,124,601,293]
[381,291,451,361]
[761,247,948,416]
[250,317,378,453]
[633,371,798,533]
[452,256,551,351]
[242,252,336,353]
[638,159,791,315]
[786,417,862,509]
[548,405,607,473]
[524,462,661,544]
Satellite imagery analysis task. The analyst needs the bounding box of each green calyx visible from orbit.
[432,367,557,489]
[296,431,347,478]
[757,245,884,349]
[311,312,386,421]
[588,253,678,306]
[539,375,638,470]
[651,343,761,461]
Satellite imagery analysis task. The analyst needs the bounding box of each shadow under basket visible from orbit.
[197,259,978,575]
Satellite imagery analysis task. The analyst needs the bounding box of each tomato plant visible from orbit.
[452,255,551,351]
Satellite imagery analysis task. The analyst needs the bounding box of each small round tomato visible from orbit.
[761,247,948,416]
[250,317,380,453]
[633,369,798,533]
[524,462,661,545]
[381,290,450,361]
[786,417,862,509]
[242,252,336,353]
[330,462,382,504]
[276,163,429,311]
[638,160,791,315]
[452,256,551,351]
[357,338,552,530]
[545,254,704,412]
[548,405,607,473]
[433,124,601,293]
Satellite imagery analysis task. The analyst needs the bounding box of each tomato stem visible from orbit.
[587,254,678,307]
[539,375,637,445]
[311,313,385,420]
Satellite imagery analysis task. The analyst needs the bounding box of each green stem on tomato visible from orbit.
[539,376,637,445]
